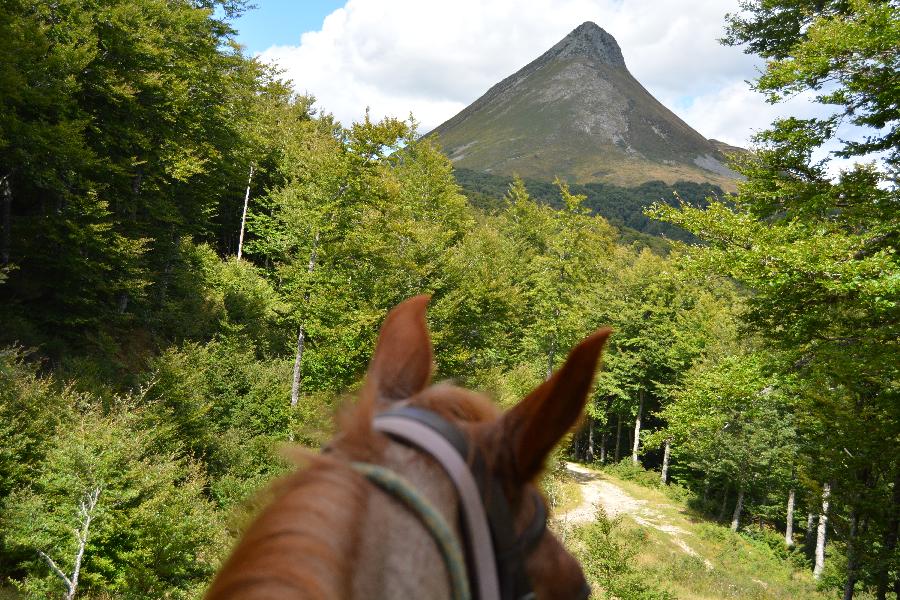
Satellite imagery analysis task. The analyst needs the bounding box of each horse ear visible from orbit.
[493,328,611,482]
[365,295,433,404]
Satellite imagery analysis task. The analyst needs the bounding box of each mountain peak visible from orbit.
[547,21,626,68]
[429,21,740,190]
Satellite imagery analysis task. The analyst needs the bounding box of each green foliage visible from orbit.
[2,403,227,599]
[453,167,723,249]
[573,510,675,600]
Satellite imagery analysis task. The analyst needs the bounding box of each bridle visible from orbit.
[345,406,590,600]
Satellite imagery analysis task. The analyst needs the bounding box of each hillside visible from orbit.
[453,167,727,249]
[430,22,742,190]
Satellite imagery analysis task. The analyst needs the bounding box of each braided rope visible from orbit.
[351,462,471,600]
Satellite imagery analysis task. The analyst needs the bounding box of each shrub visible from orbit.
[573,509,675,600]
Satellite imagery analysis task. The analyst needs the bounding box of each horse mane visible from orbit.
[205,381,501,600]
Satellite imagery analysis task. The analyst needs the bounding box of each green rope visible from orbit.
[351,462,471,600]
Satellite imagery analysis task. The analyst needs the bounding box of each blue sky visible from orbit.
[231,1,344,54]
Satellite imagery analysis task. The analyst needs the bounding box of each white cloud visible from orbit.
[258,0,822,149]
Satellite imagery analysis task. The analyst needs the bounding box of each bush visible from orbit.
[602,459,665,489]
[573,509,675,600]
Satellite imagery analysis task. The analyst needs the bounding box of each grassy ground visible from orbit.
[553,465,838,600]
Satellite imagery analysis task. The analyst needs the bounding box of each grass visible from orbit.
[551,463,835,599]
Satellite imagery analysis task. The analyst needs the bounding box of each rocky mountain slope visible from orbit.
[429,22,741,190]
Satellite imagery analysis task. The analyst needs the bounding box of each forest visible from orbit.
[0,0,897,599]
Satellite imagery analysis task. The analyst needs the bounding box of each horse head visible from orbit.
[206,295,610,599]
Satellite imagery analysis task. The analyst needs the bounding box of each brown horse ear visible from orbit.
[365,295,433,404]
[494,328,611,482]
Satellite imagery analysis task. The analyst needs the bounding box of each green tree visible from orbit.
[650,1,899,595]
[2,404,226,599]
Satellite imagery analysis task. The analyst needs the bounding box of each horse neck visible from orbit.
[205,461,367,599]
[206,444,459,600]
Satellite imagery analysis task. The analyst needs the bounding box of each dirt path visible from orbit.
[557,462,713,569]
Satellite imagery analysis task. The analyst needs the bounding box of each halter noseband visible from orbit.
[355,406,554,600]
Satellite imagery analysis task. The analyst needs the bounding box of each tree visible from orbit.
[2,403,227,599]
[650,1,899,594]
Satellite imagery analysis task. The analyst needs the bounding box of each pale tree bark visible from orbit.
[39,488,100,600]
[631,390,644,465]
[1,173,10,267]
[843,507,859,600]
[813,483,831,580]
[586,417,594,463]
[237,165,254,260]
[731,486,745,531]
[660,439,671,484]
[599,427,607,464]
[785,488,796,547]
[614,413,623,462]
[290,231,319,409]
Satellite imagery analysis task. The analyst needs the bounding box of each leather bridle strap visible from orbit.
[373,412,502,600]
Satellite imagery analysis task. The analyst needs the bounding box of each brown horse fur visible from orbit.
[205,295,611,600]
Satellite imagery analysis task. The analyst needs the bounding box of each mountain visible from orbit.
[429,22,740,190]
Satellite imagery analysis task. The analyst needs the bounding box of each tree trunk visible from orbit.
[614,413,622,462]
[813,483,831,580]
[660,439,671,484]
[586,417,594,463]
[785,488,796,547]
[876,467,900,599]
[731,486,744,531]
[843,507,859,600]
[631,390,644,465]
[1,174,10,267]
[806,511,817,550]
[599,426,607,464]
[290,231,319,409]
[237,165,254,260]
[38,487,100,600]
[718,485,730,522]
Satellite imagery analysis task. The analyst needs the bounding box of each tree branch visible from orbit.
[37,550,73,592]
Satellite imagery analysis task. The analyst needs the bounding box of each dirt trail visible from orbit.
[556,462,713,569]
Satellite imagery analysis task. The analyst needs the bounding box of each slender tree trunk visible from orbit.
[1,174,10,267]
[599,426,607,464]
[876,467,900,599]
[660,439,671,484]
[785,488,796,547]
[290,231,319,409]
[38,488,100,600]
[237,165,254,260]
[718,485,730,522]
[843,507,859,600]
[586,416,594,463]
[631,390,644,465]
[614,413,623,462]
[731,486,745,531]
[814,483,831,580]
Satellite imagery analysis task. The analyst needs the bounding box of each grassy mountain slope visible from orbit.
[430,22,741,191]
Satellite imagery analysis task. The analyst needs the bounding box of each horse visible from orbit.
[205,295,611,599]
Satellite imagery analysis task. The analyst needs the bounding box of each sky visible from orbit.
[230,0,834,154]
